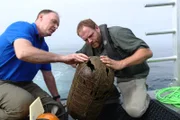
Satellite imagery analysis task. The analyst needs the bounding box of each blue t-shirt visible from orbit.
[0,21,51,82]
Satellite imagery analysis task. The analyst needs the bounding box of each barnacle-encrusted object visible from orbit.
[67,56,114,120]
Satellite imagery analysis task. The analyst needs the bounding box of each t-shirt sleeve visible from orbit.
[110,27,149,54]
[41,64,52,71]
[7,22,34,44]
[40,41,52,71]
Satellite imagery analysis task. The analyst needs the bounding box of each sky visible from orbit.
[0,0,175,57]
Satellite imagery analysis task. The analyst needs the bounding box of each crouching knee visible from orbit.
[3,94,35,120]
[21,96,34,115]
[15,94,35,119]
[124,105,147,118]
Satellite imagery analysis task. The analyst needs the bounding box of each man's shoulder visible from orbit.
[108,26,131,33]
[6,21,34,34]
[9,21,31,28]
[108,26,133,38]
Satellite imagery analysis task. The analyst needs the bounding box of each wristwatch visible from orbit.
[53,95,60,100]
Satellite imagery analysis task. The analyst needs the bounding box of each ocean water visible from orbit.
[33,49,175,99]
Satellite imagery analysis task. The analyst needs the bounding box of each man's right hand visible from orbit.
[62,53,89,65]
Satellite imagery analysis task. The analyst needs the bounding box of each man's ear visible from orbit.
[95,25,100,32]
[38,14,44,21]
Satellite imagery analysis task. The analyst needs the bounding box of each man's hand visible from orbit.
[56,98,61,103]
[71,64,78,68]
[63,53,89,64]
[100,56,126,70]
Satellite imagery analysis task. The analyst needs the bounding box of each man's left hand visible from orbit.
[100,56,126,70]
[56,98,61,103]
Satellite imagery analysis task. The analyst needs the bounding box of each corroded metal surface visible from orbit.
[67,56,115,120]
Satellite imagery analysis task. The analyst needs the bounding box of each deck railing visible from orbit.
[145,0,180,85]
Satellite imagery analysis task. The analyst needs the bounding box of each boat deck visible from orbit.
[66,90,180,120]
[148,90,180,114]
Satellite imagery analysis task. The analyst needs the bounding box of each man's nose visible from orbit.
[54,24,58,29]
[87,38,93,43]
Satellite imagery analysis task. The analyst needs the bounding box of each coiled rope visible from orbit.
[155,87,180,108]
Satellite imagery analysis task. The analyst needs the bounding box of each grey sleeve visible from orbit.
[110,27,149,54]
[76,44,87,54]
[76,44,94,56]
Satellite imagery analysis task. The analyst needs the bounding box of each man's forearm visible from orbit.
[46,79,59,97]
[14,39,89,64]
[42,71,60,97]
[16,46,64,64]
[121,48,153,68]
[14,39,65,64]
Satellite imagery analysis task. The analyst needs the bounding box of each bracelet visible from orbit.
[53,95,60,100]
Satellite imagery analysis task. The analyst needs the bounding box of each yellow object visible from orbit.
[36,113,59,120]
[29,97,44,120]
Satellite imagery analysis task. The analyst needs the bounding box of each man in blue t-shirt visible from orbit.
[0,9,88,120]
